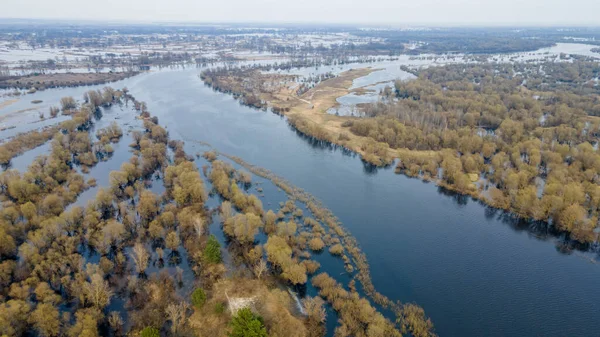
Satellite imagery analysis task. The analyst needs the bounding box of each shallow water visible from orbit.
[327,92,380,116]
[6,43,600,336]
[67,104,153,209]
[5,141,51,172]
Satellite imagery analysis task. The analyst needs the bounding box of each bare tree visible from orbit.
[193,217,204,237]
[253,259,268,280]
[166,302,188,334]
[156,247,164,260]
[302,296,326,323]
[84,273,113,309]
[108,311,123,335]
[131,242,149,274]
[131,130,142,147]
[220,201,233,220]
[49,106,59,118]
[60,96,77,112]
[165,231,181,252]
[175,266,184,284]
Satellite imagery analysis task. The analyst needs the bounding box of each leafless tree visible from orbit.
[194,217,204,237]
[131,242,149,273]
[84,273,113,309]
[175,266,184,284]
[156,247,164,260]
[166,302,188,333]
[254,259,268,280]
[108,311,123,335]
[302,296,326,323]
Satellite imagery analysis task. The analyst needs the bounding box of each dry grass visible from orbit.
[253,67,442,163]
[188,278,308,337]
[258,68,386,156]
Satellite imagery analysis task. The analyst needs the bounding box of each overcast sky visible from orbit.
[2,0,599,26]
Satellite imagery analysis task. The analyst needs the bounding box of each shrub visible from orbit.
[329,244,344,256]
[204,235,222,264]
[191,288,207,308]
[397,303,435,337]
[203,150,217,162]
[214,302,226,314]
[60,96,77,111]
[229,308,267,337]
[140,327,160,337]
[49,106,59,118]
[308,238,325,251]
[338,132,351,141]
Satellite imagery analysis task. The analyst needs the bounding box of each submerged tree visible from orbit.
[397,303,435,337]
[84,273,113,309]
[131,242,150,274]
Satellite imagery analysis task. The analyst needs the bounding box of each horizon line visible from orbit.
[0,17,599,28]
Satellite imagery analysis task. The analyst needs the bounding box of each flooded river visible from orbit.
[2,43,600,336]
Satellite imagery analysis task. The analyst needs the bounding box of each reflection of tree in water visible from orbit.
[485,203,595,255]
[168,251,182,266]
[437,186,469,206]
[438,186,598,255]
[361,161,379,175]
[555,239,577,255]
[93,108,103,121]
[288,124,359,160]
[152,237,165,250]
[292,282,308,298]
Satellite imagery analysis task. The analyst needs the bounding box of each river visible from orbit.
[2,44,600,336]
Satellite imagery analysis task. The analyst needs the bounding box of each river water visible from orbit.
[2,43,600,336]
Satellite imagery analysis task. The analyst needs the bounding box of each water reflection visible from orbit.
[439,185,597,256]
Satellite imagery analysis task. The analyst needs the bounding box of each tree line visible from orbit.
[345,58,600,243]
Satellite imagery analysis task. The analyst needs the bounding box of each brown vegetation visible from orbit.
[312,272,401,337]
[0,127,58,165]
[0,88,208,337]
[0,71,138,90]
